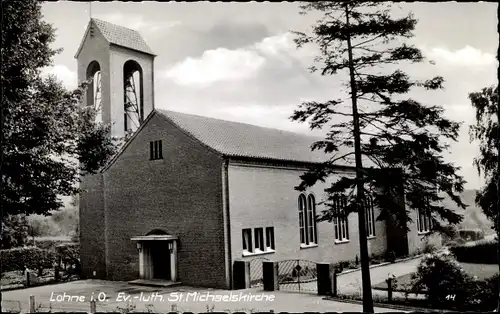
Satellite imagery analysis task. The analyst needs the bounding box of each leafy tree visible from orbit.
[1,214,30,249]
[468,85,499,311]
[1,0,117,219]
[469,86,498,229]
[292,2,466,310]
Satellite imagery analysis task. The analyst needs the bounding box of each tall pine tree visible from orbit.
[292,2,466,311]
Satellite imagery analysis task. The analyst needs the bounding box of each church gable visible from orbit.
[102,111,222,173]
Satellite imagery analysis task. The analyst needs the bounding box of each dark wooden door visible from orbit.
[150,243,171,280]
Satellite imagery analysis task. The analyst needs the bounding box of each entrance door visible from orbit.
[149,242,171,280]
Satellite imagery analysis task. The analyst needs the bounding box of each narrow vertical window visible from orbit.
[254,228,264,252]
[334,195,349,242]
[150,140,163,160]
[298,194,307,245]
[242,229,252,253]
[307,194,317,244]
[266,227,275,250]
[365,196,376,237]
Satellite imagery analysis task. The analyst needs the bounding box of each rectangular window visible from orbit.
[416,196,432,233]
[417,208,432,233]
[365,198,376,238]
[266,227,275,250]
[242,229,252,253]
[334,195,349,242]
[150,140,163,160]
[254,227,265,252]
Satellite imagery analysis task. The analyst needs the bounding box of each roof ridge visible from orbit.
[91,18,140,34]
[156,109,325,140]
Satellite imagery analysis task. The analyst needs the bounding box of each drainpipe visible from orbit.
[223,159,232,289]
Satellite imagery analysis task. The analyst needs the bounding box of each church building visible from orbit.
[77,19,441,289]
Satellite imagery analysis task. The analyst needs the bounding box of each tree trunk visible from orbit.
[344,3,374,312]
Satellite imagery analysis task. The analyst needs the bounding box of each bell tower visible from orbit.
[75,18,156,139]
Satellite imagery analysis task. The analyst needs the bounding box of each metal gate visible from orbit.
[277,259,317,293]
[249,257,269,287]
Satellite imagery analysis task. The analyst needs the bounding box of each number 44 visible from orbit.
[446,294,456,301]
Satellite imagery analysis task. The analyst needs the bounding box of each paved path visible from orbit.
[1,280,404,313]
[336,256,424,297]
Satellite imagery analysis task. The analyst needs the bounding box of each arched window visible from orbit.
[307,194,317,244]
[86,61,102,124]
[333,194,349,242]
[123,60,144,134]
[364,196,376,238]
[298,194,307,245]
[298,193,317,246]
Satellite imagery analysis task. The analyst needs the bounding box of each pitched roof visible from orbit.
[157,109,354,166]
[75,18,155,58]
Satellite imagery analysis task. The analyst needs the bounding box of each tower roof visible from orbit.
[75,18,155,58]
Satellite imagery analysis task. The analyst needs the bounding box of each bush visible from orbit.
[1,247,56,275]
[411,252,474,309]
[35,238,72,251]
[423,242,437,254]
[450,241,497,264]
[459,229,485,242]
[471,274,500,311]
[56,243,80,265]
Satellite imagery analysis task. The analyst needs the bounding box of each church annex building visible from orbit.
[77,19,441,289]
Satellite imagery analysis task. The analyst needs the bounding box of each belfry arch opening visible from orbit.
[123,60,144,135]
[86,61,102,124]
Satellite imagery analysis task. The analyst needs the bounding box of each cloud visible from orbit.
[41,65,77,89]
[94,13,180,34]
[163,32,307,87]
[164,48,266,86]
[423,45,496,67]
[254,32,295,55]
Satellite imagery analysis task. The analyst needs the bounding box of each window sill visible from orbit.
[300,243,318,249]
[367,236,376,240]
[335,239,350,244]
[418,231,431,235]
[242,249,275,257]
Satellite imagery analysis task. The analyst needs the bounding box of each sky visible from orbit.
[41,2,497,190]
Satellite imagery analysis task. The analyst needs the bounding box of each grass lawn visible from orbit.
[373,262,499,292]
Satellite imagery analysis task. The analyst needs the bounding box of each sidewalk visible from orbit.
[336,255,424,295]
[1,280,404,313]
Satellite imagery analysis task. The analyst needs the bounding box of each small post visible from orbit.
[90,299,96,313]
[386,278,393,302]
[332,269,338,297]
[232,260,250,289]
[25,269,30,287]
[262,261,279,291]
[54,265,60,281]
[316,263,333,296]
[29,295,35,313]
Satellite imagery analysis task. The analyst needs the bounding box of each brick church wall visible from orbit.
[102,113,229,288]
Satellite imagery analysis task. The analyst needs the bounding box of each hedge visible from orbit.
[34,238,72,251]
[458,229,485,242]
[450,241,497,264]
[56,243,80,264]
[1,246,56,273]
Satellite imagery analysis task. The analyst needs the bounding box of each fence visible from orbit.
[249,257,269,287]
[276,259,318,293]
